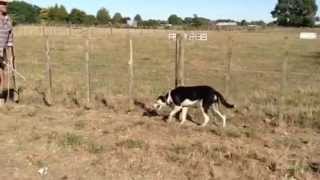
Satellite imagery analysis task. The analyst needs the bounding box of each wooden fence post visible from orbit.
[85,35,91,108]
[23,26,26,36]
[53,25,57,36]
[45,35,53,105]
[109,22,113,35]
[175,33,185,87]
[41,25,45,36]
[279,36,289,121]
[68,24,72,36]
[224,35,233,96]
[128,38,134,111]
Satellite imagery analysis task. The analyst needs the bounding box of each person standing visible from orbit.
[0,0,15,104]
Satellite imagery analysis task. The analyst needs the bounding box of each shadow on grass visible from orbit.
[134,99,200,125]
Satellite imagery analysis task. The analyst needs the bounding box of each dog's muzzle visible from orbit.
[153,103,162,111]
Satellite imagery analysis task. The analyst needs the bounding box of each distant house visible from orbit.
[247,24,261,31]
[216,22,238,26]
[212,21,239,31]
[127,20,138,28]
[164,23,172,28]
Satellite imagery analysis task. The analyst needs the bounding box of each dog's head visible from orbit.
[153,94,168,111]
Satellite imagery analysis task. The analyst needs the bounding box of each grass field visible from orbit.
[0,26,319,179]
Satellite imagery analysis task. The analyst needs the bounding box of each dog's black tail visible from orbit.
[216,92,235,109]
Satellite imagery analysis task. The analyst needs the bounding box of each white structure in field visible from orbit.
[299,32,317,40]
[216,22,237,26]
[127,20,138,28]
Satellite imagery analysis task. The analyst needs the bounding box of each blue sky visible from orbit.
[24,0,320,22]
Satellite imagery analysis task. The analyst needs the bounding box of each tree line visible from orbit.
[8,1,127,26]
[7,0,319,27]
[7,1,215,28]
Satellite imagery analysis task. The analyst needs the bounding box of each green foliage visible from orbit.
[134,14,142,23]
[140,19,161,28]
[271,0,318,27]
[7,0,270,28]
[112,12,123,24]
[84,15,97,26]
[168,14,183,25]
[116,139,147,149]
[96,7,110,25]
[240,20,248,26]
[69,8,87,24]
[134,14,143,26]
[250,20,266,26]
[192,14,210,27]
[47,4,68,23]
[183,15,210,28]
[184,17,193,24]
[60,133,83,148]
[8,1,41,25]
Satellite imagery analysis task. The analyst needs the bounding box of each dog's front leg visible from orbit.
[180,107,188,125]
[168,106,182,123]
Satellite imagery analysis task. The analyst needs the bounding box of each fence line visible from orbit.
[15,60,320,78]
[13,26,318,122]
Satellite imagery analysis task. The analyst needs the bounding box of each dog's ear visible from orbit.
[157,95,165,102]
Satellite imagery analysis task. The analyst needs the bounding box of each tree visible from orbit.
[216,19,236,23]
[112,12,123,24]
[39,8,49,22]
[168,14,183,25]
[184,17,193,24]
[250,20,266,26]
[84,15,97,26]
[192,14,209,27]
[271,0,318,27]
[121,17,131,24]
[47,4,68,23]
[8,1,41,24]
[57,5,68,22]
[134,14,142,24]
[69,8,86,24]
[240,20,248,26]
[96,7,110,25]
[141,19,161,28]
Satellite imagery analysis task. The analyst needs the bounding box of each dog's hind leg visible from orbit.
[212,104,226,128]
[168,106,182,123]
[200,104,210,127]
[180,107,188,125]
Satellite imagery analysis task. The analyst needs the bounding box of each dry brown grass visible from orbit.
[0,26,319,179]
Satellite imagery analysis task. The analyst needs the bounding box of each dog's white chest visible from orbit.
[181,99,200,107]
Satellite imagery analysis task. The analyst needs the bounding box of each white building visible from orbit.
[127,20,138,28]
[216,22,238,26]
